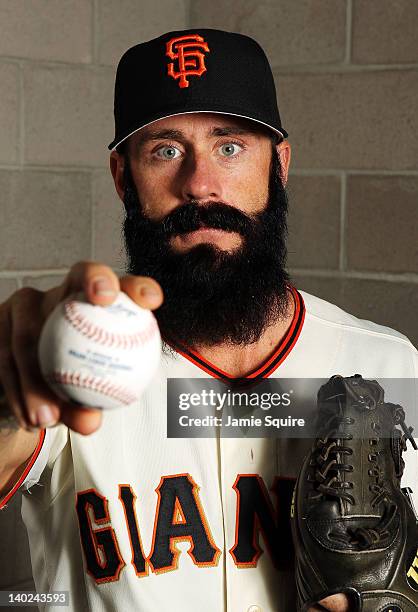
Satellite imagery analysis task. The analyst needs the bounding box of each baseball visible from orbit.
[38,291,162,410]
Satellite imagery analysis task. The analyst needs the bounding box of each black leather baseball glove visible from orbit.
[291,374,418,611]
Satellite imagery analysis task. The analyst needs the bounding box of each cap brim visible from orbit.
[108,110,288,151]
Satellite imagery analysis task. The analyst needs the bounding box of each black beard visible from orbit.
[122,146,290,350]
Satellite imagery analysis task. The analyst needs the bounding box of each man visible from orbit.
[0,29,416,612]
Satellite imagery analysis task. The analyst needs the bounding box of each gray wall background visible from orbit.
[0,0,417,596]
[191,0,418,344]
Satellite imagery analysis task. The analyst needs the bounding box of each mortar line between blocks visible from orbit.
[91,171,96,260]
[0,270,70,279]
[272,62,418,74]
[18,61,24,166]
[186,0,193,27]
[345,0,353,64]
[92,0,100,64]
[288,269,418,283]
[340,173,347,271]
[0,268,129,279]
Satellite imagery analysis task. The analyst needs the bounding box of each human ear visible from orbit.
[276,140,291,185]
[109,151,125,202]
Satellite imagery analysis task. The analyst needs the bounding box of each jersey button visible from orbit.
[247,606,262,612]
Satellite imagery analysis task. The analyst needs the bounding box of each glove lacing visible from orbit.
[306,393,416,549]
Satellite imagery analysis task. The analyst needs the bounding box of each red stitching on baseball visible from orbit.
[64,301,159,349]
[48,370,137,405]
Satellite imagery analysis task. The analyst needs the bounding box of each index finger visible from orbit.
[119,275,164,311]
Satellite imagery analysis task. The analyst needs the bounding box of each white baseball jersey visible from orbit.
[2,288,417,612]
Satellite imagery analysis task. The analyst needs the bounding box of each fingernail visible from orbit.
[139,284,159,298]
[36,404,56,428]
[92,276,116,297]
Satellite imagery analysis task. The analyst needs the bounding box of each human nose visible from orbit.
[180,151,223,202]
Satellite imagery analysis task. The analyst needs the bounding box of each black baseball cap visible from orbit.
[108,28,288,151]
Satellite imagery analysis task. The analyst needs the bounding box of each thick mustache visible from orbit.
[160,202,255,237]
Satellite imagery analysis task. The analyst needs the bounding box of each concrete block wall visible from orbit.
[0,0,188,296]
[0,0,189,597]
[1,1,416,344]
[190,0,418,346]
[0,0,416,597]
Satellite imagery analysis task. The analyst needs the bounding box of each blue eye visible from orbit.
[219,142,242,157]
[156,145,181,160]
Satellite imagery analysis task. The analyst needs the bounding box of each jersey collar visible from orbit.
[165,285,305,381]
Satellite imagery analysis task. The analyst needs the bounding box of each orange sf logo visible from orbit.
[166,34,210,89]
